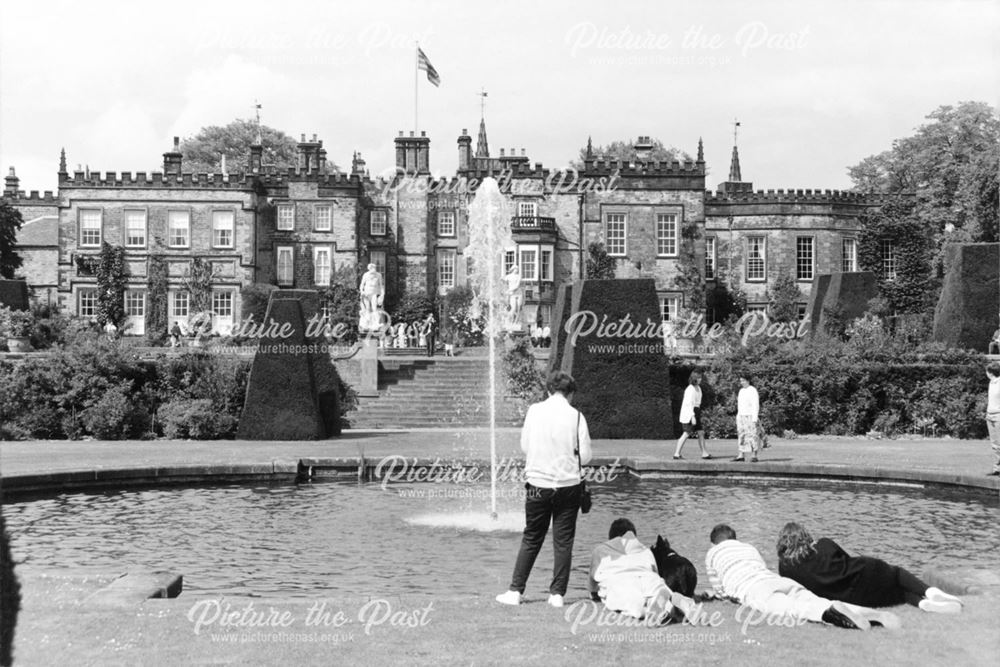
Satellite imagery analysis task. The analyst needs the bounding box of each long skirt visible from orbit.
[737,415,760,454]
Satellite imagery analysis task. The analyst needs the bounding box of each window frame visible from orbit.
[170,290,189,319]
[314,205,332,232]
[124,209,147,248]
[705,236,716,280]
[276,245,294,287]
[370,250,386,275]
[842,238,857,273]
[517,201,538,218]
[78,288,98,318]
[796,236,815,282]
[124,288,146,318]
[605,211,627,257]
[212,210,235,249]
[370,210,388,236]
[167,210,190,248]
[655,212,678,258]
[880,239,897,281]
[437,210,456,237]
[277,204,295,231]
[437,249,456,292]
[313,245,332,286]
[659,295,681,322]
[78,209,103,248]
[746,236,767,282]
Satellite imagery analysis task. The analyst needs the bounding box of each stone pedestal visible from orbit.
[358,337,379,397]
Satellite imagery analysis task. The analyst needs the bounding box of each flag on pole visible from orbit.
[417,47,440,87]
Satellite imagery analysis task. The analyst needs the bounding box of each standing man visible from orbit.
[734,373,760,462]
[497,370,592,608]
[673,371,711,460]
[986,362,1000,476]
[423,313,436,357]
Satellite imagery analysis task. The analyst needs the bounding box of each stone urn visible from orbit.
[5,336,32,353]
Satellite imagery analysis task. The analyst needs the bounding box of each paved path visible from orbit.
[1,431,997,495]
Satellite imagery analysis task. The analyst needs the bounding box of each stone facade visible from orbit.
[3,124,882,335]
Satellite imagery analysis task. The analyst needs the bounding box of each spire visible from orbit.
[728,144,742,182]
[59,148,67,174]
[586,136,593,159]
[475,116,489,159]
[696,137,704,163]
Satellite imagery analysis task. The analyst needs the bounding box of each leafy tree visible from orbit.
[586,242,616,279]
[0,200,24,279]
[441,285,483,347]
[766,270,801,323]
[320,264,361,343]
[671,219,706,316]
[145,253,168,345]
[848,101,1000,243]
[179,119,337,174]
[572,137,692,169]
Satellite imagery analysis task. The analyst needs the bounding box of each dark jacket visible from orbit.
[778,537,905,607]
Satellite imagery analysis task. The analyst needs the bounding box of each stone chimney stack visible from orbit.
[634,135,653,161]
[163,137,183,176]
[394,130,430,175]
[4,167,20,197]
[457,129,472,171]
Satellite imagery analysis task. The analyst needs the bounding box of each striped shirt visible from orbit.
[706,539,781,602]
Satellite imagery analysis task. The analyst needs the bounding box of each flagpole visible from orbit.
[414,42,419,134]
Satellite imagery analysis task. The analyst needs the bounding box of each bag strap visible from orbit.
[575,410,583,476]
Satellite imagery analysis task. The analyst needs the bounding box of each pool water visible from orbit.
[4,478,997,598]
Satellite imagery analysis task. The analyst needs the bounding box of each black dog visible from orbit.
[651,534,698,598]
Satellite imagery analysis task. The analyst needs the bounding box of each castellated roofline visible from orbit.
[60,168,369,189]
[705,188,907,204]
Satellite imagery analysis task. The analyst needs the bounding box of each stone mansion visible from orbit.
[4,121,884,335]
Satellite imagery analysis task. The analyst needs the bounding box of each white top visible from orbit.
[705,539,781,603]
[521,393,592,488]
[588,532,666,618]
[988,377,1000,415]
[679,385,702,424]
[737,386,759,421]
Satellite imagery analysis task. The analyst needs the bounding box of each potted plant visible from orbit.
[0,306,36,353]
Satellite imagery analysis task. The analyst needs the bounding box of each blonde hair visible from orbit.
[776,522,816,565]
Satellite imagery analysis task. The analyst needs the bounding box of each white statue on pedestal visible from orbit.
[504,265,523,330]
[358,263,385,332]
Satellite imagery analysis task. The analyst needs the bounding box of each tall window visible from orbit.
[213,211,234,248]
[517,201,537,217]
[504,249,517,274]
[656,213,678,257]
[125,210,146,247]
[315,205,332,231]
[212,290,234,335]
[842,238,857,272]
[605,212,627,256]
[277,204,295,231]
[705,236,716,279]
[170,290,189,319]
[168,210,190,248]
[880,240,897,280]
[659,296,680,322]
[519,248,537,281]
[79,209,102,247]
[313,246,331,286]
[746,236,766,281]
[125,290,146,317]
[437,249,456,291]
[437,211,456,237]
[540,248,553,281]
[796,237,814,281]
[370,250,386,275]
[370,210,387,236]
[78,288,98,318]
[276,246,294,286]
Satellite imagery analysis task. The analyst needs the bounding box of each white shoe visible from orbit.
[495,590,521,606]
[919,599,962,614]
[925,587,963,605]
[547,594,564,608]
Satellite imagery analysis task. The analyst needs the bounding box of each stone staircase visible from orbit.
[346,356,527,429]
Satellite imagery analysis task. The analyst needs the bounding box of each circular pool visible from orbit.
[5,478,997,597]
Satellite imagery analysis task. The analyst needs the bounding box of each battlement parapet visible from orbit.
[582,157,705,177]
[60,168,368,190]
[3,190,59,203]
[706,188,897,204]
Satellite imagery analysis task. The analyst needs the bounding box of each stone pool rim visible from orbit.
[2,455,997,501]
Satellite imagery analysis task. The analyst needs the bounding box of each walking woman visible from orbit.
[673,371,711,460]
[733,373,760,462]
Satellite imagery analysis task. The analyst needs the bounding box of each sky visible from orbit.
[1,0,997,193]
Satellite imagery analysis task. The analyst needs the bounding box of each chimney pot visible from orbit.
[462,128,468,134]
[173,136,180,150]
[421,131,426,137]
[312,133,317,141]
[301,134,306,142]
[521,148,526,156]
[399,131,403,137]
[410,131,415,137]
[500,148,505,156]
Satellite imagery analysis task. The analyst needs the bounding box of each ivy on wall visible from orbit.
[858,199,936,314]
[95,243,128,327]
[146,253,168,344]
[671,217,706,315]
[183,257,214,314]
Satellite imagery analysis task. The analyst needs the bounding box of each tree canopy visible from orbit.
[179,119,338,174]
[572,137,692,170]
[0,200,24,280]
[848,101,999,244]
